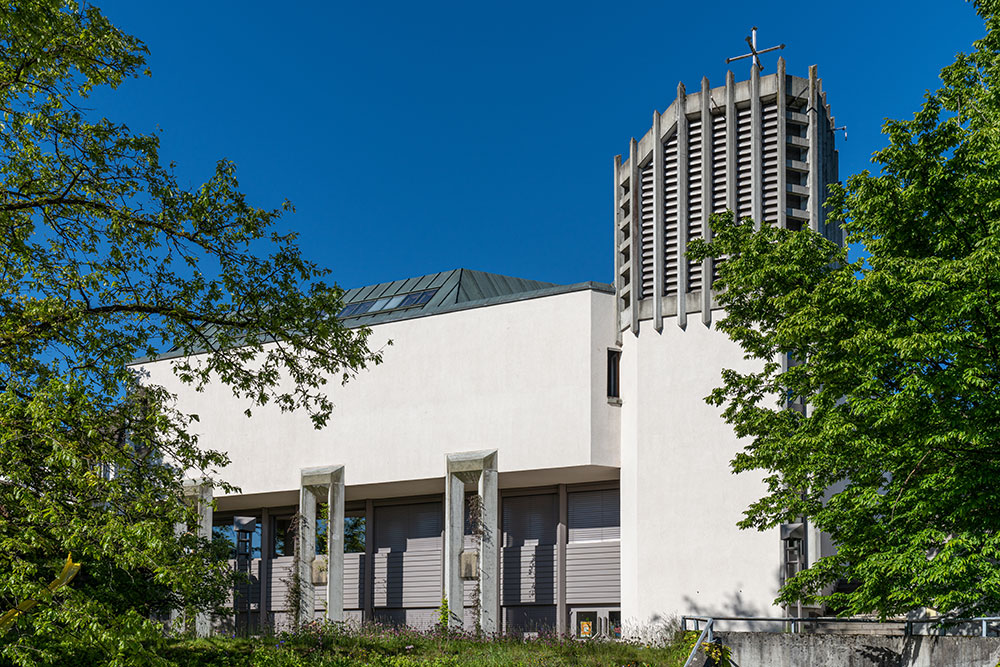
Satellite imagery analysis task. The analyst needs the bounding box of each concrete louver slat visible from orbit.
[688,115,704,293]
[639,160,656,299]
[663,132,679,296]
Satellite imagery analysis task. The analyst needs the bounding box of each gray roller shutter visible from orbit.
[566,489,620,605]
[374,502,443,615]
[501,493,557,623]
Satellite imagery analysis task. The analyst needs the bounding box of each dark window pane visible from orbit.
[345,516,366,553]
[607,350,621,398]
[415,289,436,305]
[400,293,422,307]
[273,517,295,557]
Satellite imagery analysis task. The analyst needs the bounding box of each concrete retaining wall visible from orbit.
[716,632,1000,667]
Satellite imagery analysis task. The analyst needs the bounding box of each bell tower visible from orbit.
[615,58,841,626]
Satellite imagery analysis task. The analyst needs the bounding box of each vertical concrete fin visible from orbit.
[750,63,762,230]
[652,110,664,332]
[725,71,737,221]
[556,484,568,635]
[777,57,787,230]
[628,138,640,335]
[808,64,820,232]
[700,75,713,326]
[179,479,213,637]
[297,484,317,623]
[444,470,464,627]
[363,499,375,621]
[327,469,345,622]
[614,154,623,345]
[478,462,499,634]
[676,81,688,329]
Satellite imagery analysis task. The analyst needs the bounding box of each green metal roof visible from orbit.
[337,268,597,326]
[129,269,612,364]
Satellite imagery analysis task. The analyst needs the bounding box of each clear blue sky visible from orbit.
[92,1,986,289]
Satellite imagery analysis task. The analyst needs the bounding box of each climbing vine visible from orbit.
[466,493,485,634]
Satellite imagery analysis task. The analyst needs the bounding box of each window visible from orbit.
[607,349,621,399]
[272,516,295,557]
[213,517,262,559]
[316,507,367,554]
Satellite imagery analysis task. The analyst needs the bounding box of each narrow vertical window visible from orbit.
[607,349,621,400]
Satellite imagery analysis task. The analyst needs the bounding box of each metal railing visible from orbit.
[679,615,1000,667]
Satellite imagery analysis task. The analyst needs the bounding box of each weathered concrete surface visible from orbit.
[717,632,1000,667]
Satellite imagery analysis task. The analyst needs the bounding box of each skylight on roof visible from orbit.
[339,288,438,319]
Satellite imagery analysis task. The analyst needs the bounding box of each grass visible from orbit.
[163,621,699,667]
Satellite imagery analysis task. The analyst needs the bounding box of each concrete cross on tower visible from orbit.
[726,26,785,73]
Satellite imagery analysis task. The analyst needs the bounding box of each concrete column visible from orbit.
[676,82,689,329]
[445,450,499,632]
[477,466,499,634]
[556,484,568,635]
[700,76,713,325]
[628,138,640,335]
[363,499,375,622]
[297,483,317,623]
[299,465,345,623]
[776,57,787,230]
[179,478,213,637]
[751,63,762,230]
[652,110,664,332]
[444,469,465,627]
[808,65,820,233]
[327,474,345,621]
[259,507,271,628]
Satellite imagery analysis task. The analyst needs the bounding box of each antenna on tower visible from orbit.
[726,27,785,73]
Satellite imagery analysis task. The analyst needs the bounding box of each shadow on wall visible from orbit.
[682,587,769,620]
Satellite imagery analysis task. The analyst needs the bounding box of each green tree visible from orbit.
[0,1,381,663]
[689,0,1000,618]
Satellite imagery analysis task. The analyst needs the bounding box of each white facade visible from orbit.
[142,63,839,635]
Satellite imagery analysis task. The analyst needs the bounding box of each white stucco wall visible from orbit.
[138,288,619,498]
[619,316,783,627]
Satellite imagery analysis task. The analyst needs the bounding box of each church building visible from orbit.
[137,56,842,637]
